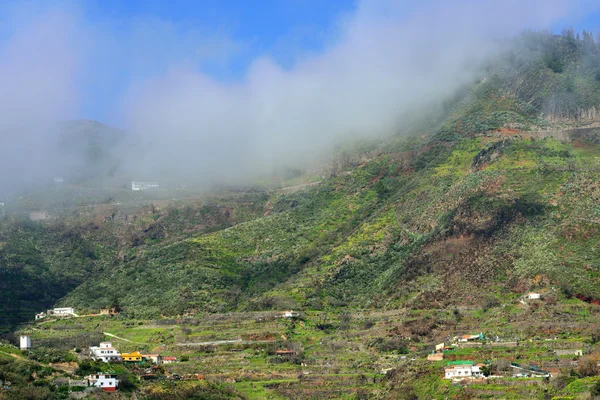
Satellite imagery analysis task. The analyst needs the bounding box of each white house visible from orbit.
[19,335,31,350]
[131,181,159,191]
[85,373,119,392]
[526,293,541,300]
[444,362,484,379]
[90,342,122,362]
[281,310,300,318]
[35,312,46,320]
[47,308,76,316]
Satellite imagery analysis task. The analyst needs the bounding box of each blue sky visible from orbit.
[78,0,358,124]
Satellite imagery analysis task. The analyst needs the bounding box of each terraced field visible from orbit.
[10,294,599,399]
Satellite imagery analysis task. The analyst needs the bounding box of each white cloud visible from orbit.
[123,0,600,183]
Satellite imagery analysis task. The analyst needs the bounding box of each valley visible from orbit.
[2,29,600,399]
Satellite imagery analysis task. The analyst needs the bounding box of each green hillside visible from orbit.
[1,30,600,399]
[2,29,600,325]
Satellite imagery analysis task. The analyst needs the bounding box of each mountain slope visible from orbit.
[2,30,600,327]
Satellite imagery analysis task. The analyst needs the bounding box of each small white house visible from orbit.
[85,373,119,392]
[90,342,122,362]
[35,312,46,320]
[47,307,76,316]
[131,181,159,191]
[444,362,484,379]
[281,310,300,318]
[526,293,541,300]
[20,335,31,350]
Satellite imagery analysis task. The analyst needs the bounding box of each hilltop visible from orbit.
[1,30,600,399]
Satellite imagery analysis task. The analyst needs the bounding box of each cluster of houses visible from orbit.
[427,342,454,361]
[35,307,76,320]
[431,330,578,381]
[89,342,177,365]
[35,306,121,321]
[83,342,178,391]
[443,360,553,381]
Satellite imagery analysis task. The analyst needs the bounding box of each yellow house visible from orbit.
[122,351,143,362]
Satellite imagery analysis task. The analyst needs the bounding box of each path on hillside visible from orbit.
[176,339,275,347]
[0,349,28,361]
[102,331,275,347]
[273,181,322,194]
[0,349,53,369]
[102,332,148,345]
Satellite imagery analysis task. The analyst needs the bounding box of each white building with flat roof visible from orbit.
[132,181,159,191]
[280,310,300,318]
[90,342,122,362]
[444,362,484,380]
[47,307,75,316]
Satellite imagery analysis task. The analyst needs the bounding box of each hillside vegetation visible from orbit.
[1,29,600,399]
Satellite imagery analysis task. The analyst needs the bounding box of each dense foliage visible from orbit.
[1,29,600,338]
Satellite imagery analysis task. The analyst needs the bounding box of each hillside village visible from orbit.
[2,28,600,399]
[1,292,598,399]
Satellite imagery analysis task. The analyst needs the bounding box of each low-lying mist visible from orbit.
[0,0,599,197]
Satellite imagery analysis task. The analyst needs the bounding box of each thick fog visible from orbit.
[0,0,599,195]
[0,8,80,196]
